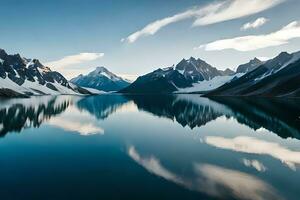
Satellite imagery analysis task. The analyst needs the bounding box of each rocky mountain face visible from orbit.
[206,51,300,97]
[0,48,91,97]
[236,58,263,73]
[70,67,130,92]
[120,57,234,94]
[175,57,233,81]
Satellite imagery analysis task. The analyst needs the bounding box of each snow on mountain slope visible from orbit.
[205,51,300,97]
[0,48,91,97]
[70,67,130,92]
[82,87,106,94]
[120,57,235,94]
[176,73,244,93]
[253,51,300,82]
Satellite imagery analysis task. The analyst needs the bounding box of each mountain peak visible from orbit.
[96,66,107,71]
[94,66,109,73]
[278,51,290,57]
[0,48,8,59]
[236,57,263,73]
[71,67,130,92]
[252,57,261,62]
[188,57,197,62]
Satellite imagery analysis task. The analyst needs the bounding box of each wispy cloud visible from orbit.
[45,52,104,68]
[241,17,269,30]
[122,0,283,43]
[197,21,300,51]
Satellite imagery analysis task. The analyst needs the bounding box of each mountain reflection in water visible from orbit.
[0,94,299,200]
[0,94,299,140]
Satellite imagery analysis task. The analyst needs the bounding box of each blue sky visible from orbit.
[0,0,300,79]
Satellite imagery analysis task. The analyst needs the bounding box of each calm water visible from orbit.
[0,94,300,200]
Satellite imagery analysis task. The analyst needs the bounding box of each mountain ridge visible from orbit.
[120,57,237,94]
[0,48,91,97]
[205,51,300,97]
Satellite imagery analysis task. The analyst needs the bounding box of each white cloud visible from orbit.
[45,52,104,69]
[205,136,300,170]
[123,0,283,43]
[193,0,281,26]
[121,8,202,43]
[198,21,300,51]
[241,17,269,30]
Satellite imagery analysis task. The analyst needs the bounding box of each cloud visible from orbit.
[241,17,269,30]
[45,52,104,69]
[204,136,300,170]
[121,8,202,43]
[197,21,300,51]
[123,0,283,43]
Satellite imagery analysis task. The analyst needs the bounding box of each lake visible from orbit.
[0,94,299,200]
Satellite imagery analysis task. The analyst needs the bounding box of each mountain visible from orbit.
[236,58,263,73]
[120,57,234,94]
[175,57,232,81]
[206,51,300,97]
[70,67,130,92]
[0,48,91,97]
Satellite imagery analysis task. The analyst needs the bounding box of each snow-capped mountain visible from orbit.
[0,48,91,97]
[206,51,300,97]
[70,67,130,92]
[175,57,234,81]
[236,58,263,73]
[120,57,235,94]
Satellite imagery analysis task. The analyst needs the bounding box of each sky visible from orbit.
[0,0,300,80]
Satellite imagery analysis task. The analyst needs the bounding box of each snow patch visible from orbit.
[176,73,244,93]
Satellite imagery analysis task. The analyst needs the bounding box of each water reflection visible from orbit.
[205,136,300,170]
[128,145,282,200]
[0,96,73,137]
[211,97,300,140]
[126,95,228,129]
[76,94,130,120]
[1,94,299,141]
[0,94,299,199]
[126,95,300,140]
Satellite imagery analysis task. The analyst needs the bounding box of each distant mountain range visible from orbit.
[1,47,300,98]
[206,51,300,97]
[119,51,300,97]
[0,48,91,97]
[70,66,130,92]
[120,57,235,94]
